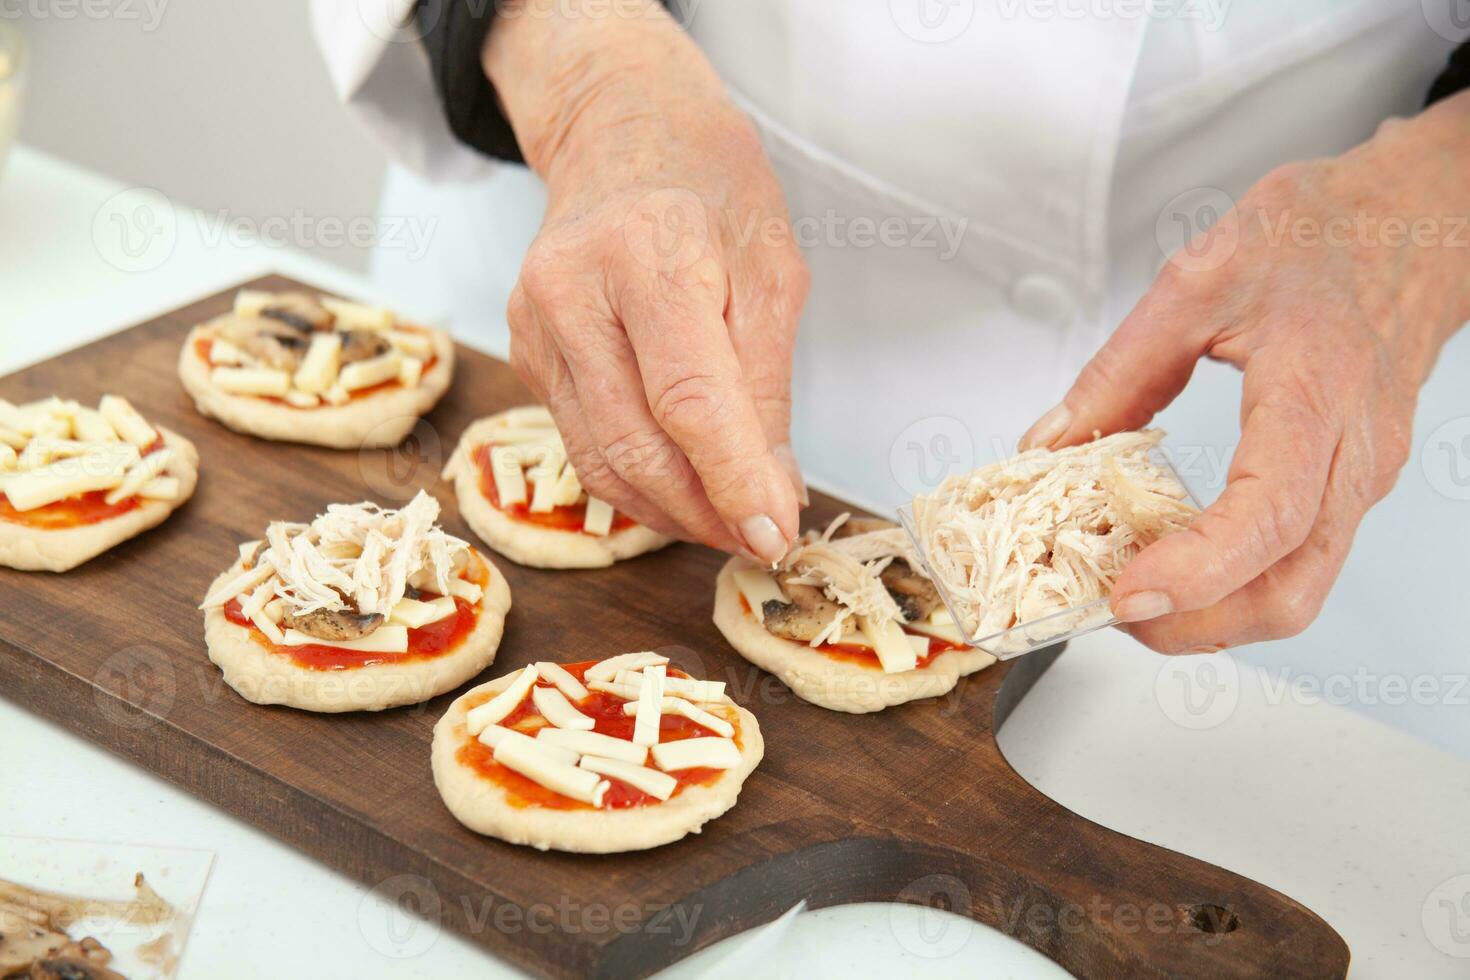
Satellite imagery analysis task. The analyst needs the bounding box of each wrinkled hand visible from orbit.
[1023,93,1470,653]
[486,2,808,562]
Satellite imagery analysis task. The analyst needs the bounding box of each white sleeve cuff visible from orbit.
[309,0,501,184]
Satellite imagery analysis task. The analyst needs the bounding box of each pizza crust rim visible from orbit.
[177,323,455,449]
[0,427,200,573]
[446,413,674,570]
[431,668,763,853]
[712,557,994,714]
[202,549,512,713]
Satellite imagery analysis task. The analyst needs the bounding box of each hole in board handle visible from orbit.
[1185,904,1241,934]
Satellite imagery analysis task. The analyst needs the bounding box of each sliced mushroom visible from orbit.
[338,329,392,365]
[261,292,334,333]
[26,946,126,980]
[0,905,68,974]
[760,577,842,644]
[241,330,308,372]
[880,559,941,623]
[283,606,385,641]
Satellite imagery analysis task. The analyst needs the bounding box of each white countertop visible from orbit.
[2,145,1468,979]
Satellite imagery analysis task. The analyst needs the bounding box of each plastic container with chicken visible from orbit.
[899,429,1200,658]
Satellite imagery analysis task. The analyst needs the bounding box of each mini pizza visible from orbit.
[178,289,454,448]
[199,490,511,713]
[0,394,199,572]
[442,406,672,568]
[433,652,762,852]
[713,515,995,713]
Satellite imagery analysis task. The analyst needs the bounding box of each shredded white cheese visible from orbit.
[776,514,925,648]
[201,491,473,627]
[912,429,1197,640]
[466,654,742,808]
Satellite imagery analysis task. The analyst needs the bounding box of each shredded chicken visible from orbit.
[912,429,1197,641]
[777,514,929,647]
[247,491,469,618]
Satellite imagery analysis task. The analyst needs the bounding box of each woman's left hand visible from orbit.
[1022,91,1470,654]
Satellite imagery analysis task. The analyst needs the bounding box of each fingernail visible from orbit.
[1115,590,1173,622]
[773,444,809,507]
[739,514,789,565]
[1020,403,1072,451]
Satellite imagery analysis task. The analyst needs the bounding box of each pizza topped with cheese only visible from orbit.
[713,515,995,713]
[432,652,763,853]
[442,406,673,569]
[0,394,199,572]
[199,490,512,713]
[178,289,455,448]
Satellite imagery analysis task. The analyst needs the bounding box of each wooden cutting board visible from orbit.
[0,276,1349,979]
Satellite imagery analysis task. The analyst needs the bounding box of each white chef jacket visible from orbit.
[311,0,1458,511]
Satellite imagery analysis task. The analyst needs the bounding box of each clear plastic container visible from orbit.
[0,24,25,178]
[897,448,1201,660]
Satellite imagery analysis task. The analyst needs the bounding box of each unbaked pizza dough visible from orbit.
[443,408,672,569]
[712,517,994,713]
[177,289,454,449]
[433,653,762,852]
[0,395,200,572]
[200,491,511,713]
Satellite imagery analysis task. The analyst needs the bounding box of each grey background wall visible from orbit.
[12,0,387,271]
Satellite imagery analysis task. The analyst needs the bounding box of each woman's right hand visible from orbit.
[484,0,809,563]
